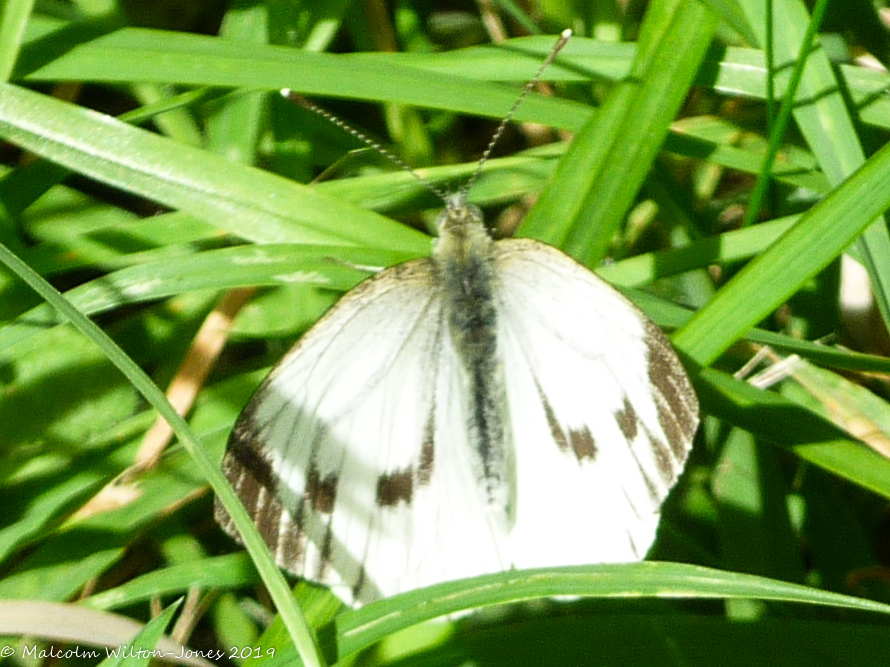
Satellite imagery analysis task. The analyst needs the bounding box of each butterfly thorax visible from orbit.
[432,199,511,508]
[432,199,496,348]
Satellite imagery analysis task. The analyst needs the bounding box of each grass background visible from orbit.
[2,0,890,664]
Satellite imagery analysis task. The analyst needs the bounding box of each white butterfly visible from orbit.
[215,191,698,605]
[215,31,698,606]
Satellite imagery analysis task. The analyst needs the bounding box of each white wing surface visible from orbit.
[492,239,698,566]
[217,260,510,604]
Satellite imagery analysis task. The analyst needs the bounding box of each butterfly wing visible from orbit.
[491,239,698,567]
[216,260,509,604]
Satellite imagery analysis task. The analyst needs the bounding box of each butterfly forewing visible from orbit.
[216,260,511,604]
[491,239,697,565]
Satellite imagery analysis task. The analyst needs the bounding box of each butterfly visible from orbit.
[215,31,698,606]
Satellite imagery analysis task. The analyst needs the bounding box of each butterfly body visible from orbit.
[435,197,511,509]
[216,196,698,605]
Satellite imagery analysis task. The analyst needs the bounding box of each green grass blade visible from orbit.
[520,0,720,263]
[0,82,427,251]
[327,562,890,659]
[0,0,35,82]
[0,242,327,667]
[673,139,890,367]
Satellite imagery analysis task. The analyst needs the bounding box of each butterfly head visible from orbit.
[438,192,484,230]
[437,192,487,239]
[432,192,490,262]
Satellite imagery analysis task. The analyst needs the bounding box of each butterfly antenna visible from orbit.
[457,28,572,203]
[283,28,571,207]
[281,90,451,202]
